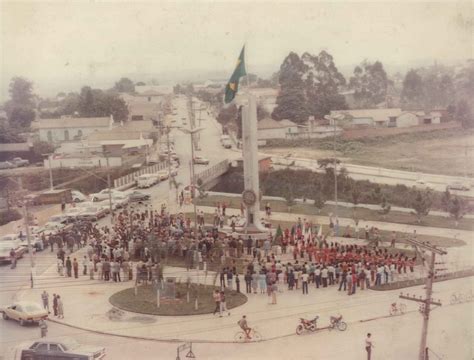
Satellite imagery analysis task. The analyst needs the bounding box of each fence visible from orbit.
[371,267,474,291]
[195,160,229,186]
[113,161,168,188]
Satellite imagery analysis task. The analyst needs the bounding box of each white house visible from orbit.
[330,108,403,127]
[257,118,298,140]
[395,112,419,127]
[39,116,113,143]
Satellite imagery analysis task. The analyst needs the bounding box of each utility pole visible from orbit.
[333,118,338,220]
[48,155,54,190]
[398,238,446,360]
[18,177,35,288]
[105,153,113,223]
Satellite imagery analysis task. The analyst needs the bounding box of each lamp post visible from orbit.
[324,114,344,220]
[179,127,204,236]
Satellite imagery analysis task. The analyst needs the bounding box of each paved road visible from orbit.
[271,154,474,197]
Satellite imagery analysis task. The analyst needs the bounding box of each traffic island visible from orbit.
[109,283,247,316]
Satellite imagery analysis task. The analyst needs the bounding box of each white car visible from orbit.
[1,234,21,242]
[156,170,170,181]
[446,182,471,191]
[193,156,210,165]
[89,189,122,202]
[137,174,157,188]
[77,206,108,222]
[0,240,27,263]
[413,179,433,190]
[71,190,87,203]
[111,193,129,208]
[64,207,85,221]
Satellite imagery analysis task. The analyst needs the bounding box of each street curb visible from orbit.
[45,308,414,344]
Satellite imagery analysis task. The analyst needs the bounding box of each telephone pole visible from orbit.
[398,237,447,360]
[17,177,35,288]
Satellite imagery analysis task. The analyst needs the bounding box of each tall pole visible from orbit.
[333,119,338,219]
[48,156,54,190]
[399,238,445,360]
[18,177,35,288]
[105,154,113,224]
[419,251,436,360]
[189,134,198,236]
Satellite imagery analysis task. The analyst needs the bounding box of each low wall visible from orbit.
[342,122,460,140]
[371,267,474,291]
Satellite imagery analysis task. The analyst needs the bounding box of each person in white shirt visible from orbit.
[365,333,374,359]
[301,272,309,294]
[321,267,329,287]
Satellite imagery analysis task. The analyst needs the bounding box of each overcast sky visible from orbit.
[1,1,472,99]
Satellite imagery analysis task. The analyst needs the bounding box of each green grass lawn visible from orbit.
[196,195,474,232]
[110,283,247,316]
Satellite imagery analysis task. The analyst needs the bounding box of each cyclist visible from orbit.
[238,315,252,339]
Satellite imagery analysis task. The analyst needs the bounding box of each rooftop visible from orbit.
[38,116,112,129]
[330,108,402,122]
[258,118,297,130]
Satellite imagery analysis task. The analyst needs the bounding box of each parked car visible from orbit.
[0,161,15,169]
[90,189,122,202]
[77,206,107,222]
[111,193,129,208]
[128,191,150,202]
[18,230,44,251]
[48,214,74,225]
[1,234,21,242]
[71,190,87,203]
[11,157,29,167]
[193,156,210,165]
[35,221,69,236]
[170,167,178,177]
[15,338,106,360]
[0,240,27,264]
[413,179,433,190]
[137,174,157,188]
[1,301,48,326]
[64,207,85,221]
[156,170,169,181]
[446,182,471,191]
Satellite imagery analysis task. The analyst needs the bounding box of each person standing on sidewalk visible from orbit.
[73,258,79,278]
[41,291,49,312]
[65,257,72,277]
[219,290,230,317]
[39,319,48,338]
[244,272,252,294]
[82,256,88,275]
[301,271,309,295]
[57,295,64,319]
[212,290,221,316]
[52,294,58,317]
[365,333,374,360]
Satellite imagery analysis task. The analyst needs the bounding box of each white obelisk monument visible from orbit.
[241,94,267,233]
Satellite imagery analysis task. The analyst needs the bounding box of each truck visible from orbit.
[11,157,30,167]
[28,189,72,206]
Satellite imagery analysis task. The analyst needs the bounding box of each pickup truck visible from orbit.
[11,157,30,167]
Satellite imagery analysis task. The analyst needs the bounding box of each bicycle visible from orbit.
[389,302,406,316]
[234,327,262,342]
[328,315,347,331]
[450,292,465,305]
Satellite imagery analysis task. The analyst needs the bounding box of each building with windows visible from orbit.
[38,116,113,143]
[257,118,298,140]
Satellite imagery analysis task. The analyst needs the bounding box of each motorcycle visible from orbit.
[328,315,347,331]
[296,316,319,335]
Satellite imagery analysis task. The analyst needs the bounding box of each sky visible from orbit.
[0,1,472,100]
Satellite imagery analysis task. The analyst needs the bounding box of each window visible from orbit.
[64,130,69,141]
[47,131,52,142]
[77,129,83,138]
[49,344,62,352]
[35,343,48,351]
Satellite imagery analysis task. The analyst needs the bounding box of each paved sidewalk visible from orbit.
[17,255,472,343]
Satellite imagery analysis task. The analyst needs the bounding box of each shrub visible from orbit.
[0,209,22,226]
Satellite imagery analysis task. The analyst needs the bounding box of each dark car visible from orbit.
[17,338,105,360]
[128,191,151,202]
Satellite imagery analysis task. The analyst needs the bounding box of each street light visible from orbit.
[178,127,204,236]
[324,114,344,221]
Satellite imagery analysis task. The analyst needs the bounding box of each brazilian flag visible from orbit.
[224,46,247,104]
